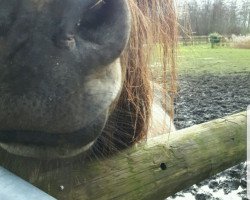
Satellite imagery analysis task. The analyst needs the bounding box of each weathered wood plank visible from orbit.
[0,112,246,200]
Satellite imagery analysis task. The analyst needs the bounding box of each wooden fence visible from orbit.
[179,35,230,46]
[0,111,246,200]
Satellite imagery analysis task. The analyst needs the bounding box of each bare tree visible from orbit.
[178,0,250,36]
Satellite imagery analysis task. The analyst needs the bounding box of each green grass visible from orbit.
[177,44,250,75]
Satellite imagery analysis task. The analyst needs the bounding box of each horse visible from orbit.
[0,0,177,163]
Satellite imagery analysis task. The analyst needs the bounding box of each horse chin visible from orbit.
[0,141,95,159]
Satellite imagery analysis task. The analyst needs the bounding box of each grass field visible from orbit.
[177,45,250,75]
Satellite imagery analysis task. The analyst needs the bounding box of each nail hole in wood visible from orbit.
[160,163,167,170]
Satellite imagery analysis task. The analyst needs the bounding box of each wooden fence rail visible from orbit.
[0,111,247,200]
[179,35,230,46]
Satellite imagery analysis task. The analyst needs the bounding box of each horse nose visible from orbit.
[51,0,131,66]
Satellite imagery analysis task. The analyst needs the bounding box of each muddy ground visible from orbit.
[168,72,250,200]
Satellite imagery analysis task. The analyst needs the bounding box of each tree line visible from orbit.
[178,0,250,36]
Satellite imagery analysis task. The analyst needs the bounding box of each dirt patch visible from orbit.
[168,72,250,200]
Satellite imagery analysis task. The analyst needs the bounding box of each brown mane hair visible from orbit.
[91,0,178,156]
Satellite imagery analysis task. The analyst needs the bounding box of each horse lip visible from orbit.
[0,128,99,147]
[0,110,108,147]
[0,122,103,158]
[0,140,95,159]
